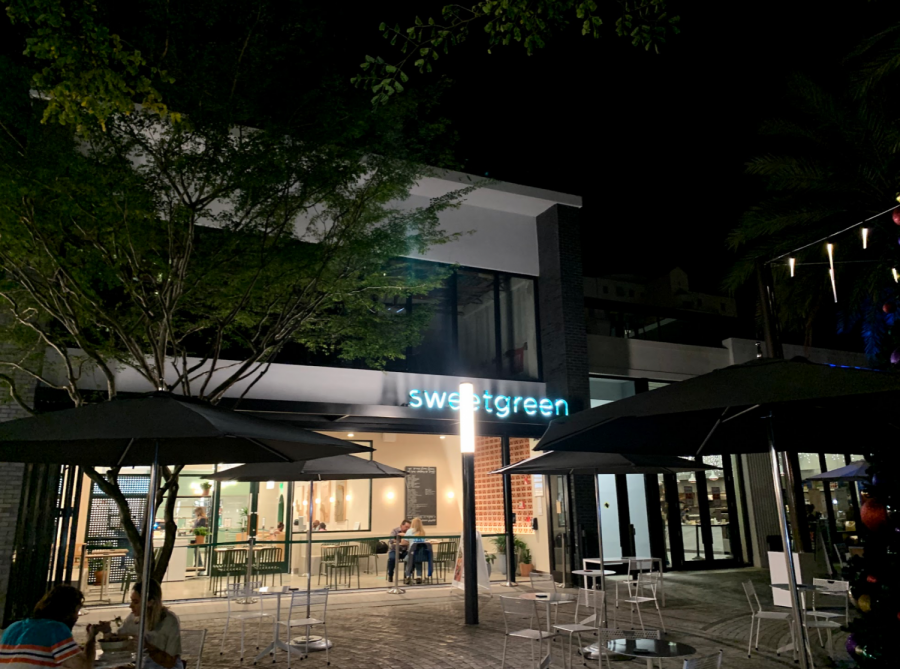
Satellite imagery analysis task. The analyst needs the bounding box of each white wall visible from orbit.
[588,335,731,381]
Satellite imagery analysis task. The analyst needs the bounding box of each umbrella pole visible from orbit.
[593,472,608,627]
[766,420,810,669]
[134,443,160,669]
[306,480,314,617]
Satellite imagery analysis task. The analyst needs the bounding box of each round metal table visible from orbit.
[573,568,616,591]
[606,639,696,668]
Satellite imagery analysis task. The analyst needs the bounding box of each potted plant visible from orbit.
[491,536,514,576]
[484,550,495,577]
[193,526,208,544]
[518,544,534,577]
[200,481,212,497]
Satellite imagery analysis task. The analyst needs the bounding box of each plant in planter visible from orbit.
[491,535,527,576]
[484,551,495,577]
[518,545,534,578]
[193,526,209,544]
[200,482,212,497]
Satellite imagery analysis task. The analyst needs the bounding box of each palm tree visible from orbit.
[726,42,900,362]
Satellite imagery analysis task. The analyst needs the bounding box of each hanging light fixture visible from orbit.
[789,257,795,277]
[827,244,837,302]
[893,268,899,283]
[862,228,868,249]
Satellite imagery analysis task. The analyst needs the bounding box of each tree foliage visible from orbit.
[726,35,900,363]
[0,0,469,577]
[354,0,680,104]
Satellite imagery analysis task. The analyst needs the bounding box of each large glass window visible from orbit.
[457,269,498,377]
[291,446,373,532]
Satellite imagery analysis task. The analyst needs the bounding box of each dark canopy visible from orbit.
[536,357,900,455]
[208,455,405,481]
[0,392,371,465]
[807,460,870,482]
[491,450,717,476]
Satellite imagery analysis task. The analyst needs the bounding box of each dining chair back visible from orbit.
[499,596,553,669]
[180,629,207,669]
[281,589,329,668]
[529,572,557,592]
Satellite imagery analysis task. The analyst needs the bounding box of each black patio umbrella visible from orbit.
[532,357,900,669]
[807,460,870,482]
[491,451,716,627]
[209,456,405,655]
[0,392,371,669]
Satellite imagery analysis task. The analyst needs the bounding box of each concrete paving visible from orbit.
[78,568,852,668]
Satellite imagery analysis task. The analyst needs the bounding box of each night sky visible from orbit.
[355,1,899,299]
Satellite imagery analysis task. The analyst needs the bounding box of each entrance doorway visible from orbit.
[547,474,571,585]
[658,455,744,569]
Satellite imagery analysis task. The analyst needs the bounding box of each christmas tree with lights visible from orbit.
[844,452,899,665]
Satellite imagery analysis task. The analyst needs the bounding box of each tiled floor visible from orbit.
[77,568,852,668]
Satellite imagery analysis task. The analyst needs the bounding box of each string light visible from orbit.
[862,228,868,249]
[789,257,795,277]
[826,244,837,302]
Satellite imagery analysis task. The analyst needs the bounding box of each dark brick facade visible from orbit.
[536,204,596,573]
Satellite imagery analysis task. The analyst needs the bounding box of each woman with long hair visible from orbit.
[0,586,111,668]
[118,581,182,669]
[404,517,429,584]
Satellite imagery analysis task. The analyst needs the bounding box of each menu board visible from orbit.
[405,466,437,525]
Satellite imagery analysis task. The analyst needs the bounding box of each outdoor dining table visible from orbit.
[94,649,134,669]
[606,638,696,669]
[573,568,616,592]
[254,585,300,663]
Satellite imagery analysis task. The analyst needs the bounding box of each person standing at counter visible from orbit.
[119,581,182,669]
[191,507,208,569]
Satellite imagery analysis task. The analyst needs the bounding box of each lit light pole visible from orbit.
[459,382,478,625]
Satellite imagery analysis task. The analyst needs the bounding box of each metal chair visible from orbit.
[499,596,556,669]
[317,545,339,585]
[219,581,273,661]
[276,589,329,667]
[596,628,662,669]
[615,559,656,609]
[529,572,573,624]
[799,590,840,659]
[325,544,360,589]
[553,589,605,669]
[357,539,380,576]
[742,580,796,660]
[180,629,207,669]
[434,540,458,581]
[254,546,284,587]
[620,571,665,632]
[810,578,850,631]
[682,650,723,669]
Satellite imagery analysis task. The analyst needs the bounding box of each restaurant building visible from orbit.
[0,169,870,614]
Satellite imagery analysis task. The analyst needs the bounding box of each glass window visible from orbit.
[498,276,538,380]
[597,474,621,558]
[217,481,253,543]
[702,455,732,560]
[291,448,372,532]
[626,474,651,558]
[457,269,498,377]
[589,377,636,408]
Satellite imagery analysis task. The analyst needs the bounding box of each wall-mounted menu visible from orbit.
[405,466,437,525]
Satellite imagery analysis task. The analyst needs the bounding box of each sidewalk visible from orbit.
[79,568,849,668]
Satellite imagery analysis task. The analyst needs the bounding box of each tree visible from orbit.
[725,43,900,363]
[354,0,680,104]
[0,0,470,581]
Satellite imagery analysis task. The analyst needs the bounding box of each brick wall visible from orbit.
[536,204,595,571]
[0,345,38,626]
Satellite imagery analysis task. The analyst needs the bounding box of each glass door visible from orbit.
[548,474,571,585]
[667,456,742,569]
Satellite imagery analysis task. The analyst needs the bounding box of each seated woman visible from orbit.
[118,581,182,669]
[404,517,433,583]
[0,585,111,668]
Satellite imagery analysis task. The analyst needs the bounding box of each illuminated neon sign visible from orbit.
[407,389,568,419]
